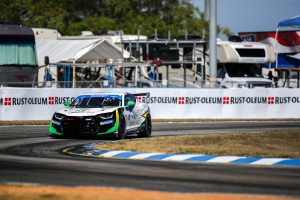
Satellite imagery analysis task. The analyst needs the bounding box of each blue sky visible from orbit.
[192,0,300,34]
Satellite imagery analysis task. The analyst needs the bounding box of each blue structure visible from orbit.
[275,15,300,68]
[278,15,300,27]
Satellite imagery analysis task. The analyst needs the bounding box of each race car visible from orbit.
[49,92,151,139]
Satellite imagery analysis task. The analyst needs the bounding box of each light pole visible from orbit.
[209,0,217,87]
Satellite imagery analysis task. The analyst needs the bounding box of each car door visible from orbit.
[124,94,138,130]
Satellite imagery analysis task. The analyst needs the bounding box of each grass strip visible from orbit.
[1,119,300,126]
[96,131,300,158]
[0,120,51,126]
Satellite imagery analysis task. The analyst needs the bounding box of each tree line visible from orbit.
[0,0,231,38]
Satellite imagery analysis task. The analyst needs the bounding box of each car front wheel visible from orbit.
[117,117,126,140]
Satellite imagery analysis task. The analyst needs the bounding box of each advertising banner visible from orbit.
[0,88,300,120]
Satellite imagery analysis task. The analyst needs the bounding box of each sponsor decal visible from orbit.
[135,96,142,102]
[0,96,75,106]
[48,97,76,105]
[229,97,267,104]
[137,96,178,104]
[1,95,300,107]
[71,109,95,114]
[274,97,300,104]
[136,95,300,105]
[178,97,185,104]
[4,98,12,106]
[268,96,275,104]
[48,97,55,105]
[185,97,222,104]
[223,97,230,104]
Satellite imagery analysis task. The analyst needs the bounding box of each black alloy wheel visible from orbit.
[138,115,152,138]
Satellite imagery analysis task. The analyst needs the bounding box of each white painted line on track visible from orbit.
[130,153,163,159]
[206,156,243,163]
[100,151,129,157]
[162,154,202,161]
[250,158,288,165]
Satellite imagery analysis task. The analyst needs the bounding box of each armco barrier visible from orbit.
[0,87,300,120]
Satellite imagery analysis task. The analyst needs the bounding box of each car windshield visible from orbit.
[71,95,122,108]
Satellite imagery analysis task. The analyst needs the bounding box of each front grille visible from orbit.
[62,116,100,137]
[60,116,115,137]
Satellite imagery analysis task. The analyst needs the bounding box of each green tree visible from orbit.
[0,0,230,38]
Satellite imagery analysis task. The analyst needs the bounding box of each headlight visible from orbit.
[54,113,64,120]
[97,112,114,120]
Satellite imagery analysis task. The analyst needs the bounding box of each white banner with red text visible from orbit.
[0,88,300,120]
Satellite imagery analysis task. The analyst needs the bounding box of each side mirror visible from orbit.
[126,100,135,107]
[64,101,71,107]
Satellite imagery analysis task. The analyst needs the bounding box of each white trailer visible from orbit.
[210,40,276,88]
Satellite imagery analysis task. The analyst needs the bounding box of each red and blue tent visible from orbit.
[275,15,300,68]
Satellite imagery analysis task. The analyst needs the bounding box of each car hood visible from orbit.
[56,107,118,117]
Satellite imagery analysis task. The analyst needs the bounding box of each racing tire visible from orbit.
[50,134,64,139]
[137,115,152,138]
[50,134,58,139]
[117,117,126,140]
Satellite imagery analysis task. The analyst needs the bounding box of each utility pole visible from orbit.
[204,0,210,20]
[209,0,217,87]
[72,60,76,88]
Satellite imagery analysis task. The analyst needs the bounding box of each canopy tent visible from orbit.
[274,16,300,88]
[36,38,131,88]
[278,15,300,27]
[289,53,300,60]
[36,38,129,66]
[275,15,300,68]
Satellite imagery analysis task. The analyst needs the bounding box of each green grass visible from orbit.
[0,120,51,126]
[1,119,300,126]
[96,131,300,158]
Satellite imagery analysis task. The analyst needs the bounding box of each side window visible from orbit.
[125,94,136,112]
[129,94,136,104]
[125,94,136,105]
[125,95,130,106]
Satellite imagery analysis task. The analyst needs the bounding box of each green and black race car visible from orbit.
[49,92,151,139]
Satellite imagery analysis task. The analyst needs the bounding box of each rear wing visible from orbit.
[133,92,150,98]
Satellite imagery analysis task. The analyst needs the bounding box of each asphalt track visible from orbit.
[0,121,300,197]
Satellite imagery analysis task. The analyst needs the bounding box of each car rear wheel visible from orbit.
[138,115,152,138]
